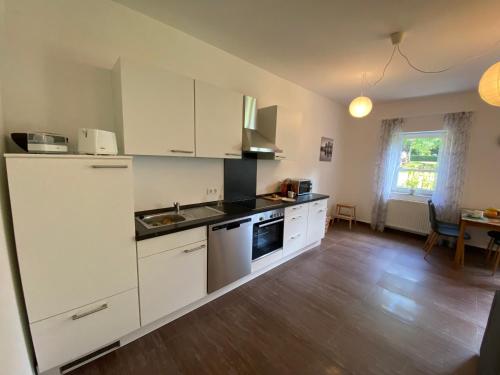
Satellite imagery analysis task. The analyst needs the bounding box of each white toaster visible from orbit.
[78,128,118,155]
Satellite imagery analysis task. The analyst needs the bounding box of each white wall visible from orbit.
[3,0,346,211]
[0,0,34,373]
[337,90,500,247]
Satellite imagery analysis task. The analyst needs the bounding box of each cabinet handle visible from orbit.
[71,303,108,320]
[292,206,300,210]
[291,215,302,221]
[291,233,302,240]
[183,244,206,253]
[225,153,241,157]
[91,165,128,169]
[276,155,286,160]
[170,150,194,154]
[318,209,325,213]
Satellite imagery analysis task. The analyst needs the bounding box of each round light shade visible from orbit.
[478,62,500,107]
[349,96,373,118]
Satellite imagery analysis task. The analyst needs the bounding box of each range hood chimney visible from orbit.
[242,96,281,155]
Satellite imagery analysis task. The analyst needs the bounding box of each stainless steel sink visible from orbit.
[137,206,224,229]
[137,213,186,229]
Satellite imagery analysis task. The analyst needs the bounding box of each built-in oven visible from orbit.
[252,208,284,261]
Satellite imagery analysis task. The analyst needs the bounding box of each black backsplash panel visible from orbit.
[224,154,257,202]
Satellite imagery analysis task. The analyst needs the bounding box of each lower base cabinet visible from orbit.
[283,200,327,256]
[31,288,140,373]
[283,203,308,256]
[138,240,207,326]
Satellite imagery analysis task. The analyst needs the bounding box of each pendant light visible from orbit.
[349,72,372,118]
[478,61,500,107]
[349,96,373,118]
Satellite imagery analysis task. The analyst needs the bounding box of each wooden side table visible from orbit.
[333,204,357,230]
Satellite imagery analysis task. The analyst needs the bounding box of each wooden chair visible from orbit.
[491,239,500,276]
[486,231,500,263]
[333,204,356,230]
[424,200,471,259]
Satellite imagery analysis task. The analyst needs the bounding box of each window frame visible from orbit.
[391,130,446,197]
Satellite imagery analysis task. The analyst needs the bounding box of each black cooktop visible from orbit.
[220,198,282,214]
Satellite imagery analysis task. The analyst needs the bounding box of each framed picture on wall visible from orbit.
[319,137,333,161]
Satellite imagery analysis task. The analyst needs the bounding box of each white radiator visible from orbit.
[385,199,430,235]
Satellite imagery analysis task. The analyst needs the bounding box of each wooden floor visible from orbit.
[72,223,500,375]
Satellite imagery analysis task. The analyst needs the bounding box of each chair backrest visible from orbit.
[428,200,438,231]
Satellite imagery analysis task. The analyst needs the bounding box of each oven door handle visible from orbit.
[257,218,284,228]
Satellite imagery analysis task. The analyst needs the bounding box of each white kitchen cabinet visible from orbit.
[138,234,207,326]
[258,105,302,161]
[6,155,138,323]
[195,80,243,159]
[283,204,308,256]
[306,199,328,245]
[112,58,195,157]
[31,288,140,373]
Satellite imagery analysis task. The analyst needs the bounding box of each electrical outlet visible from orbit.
[206,187,218,195]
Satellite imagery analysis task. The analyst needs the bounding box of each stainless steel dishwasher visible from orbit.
[208,216,253,293]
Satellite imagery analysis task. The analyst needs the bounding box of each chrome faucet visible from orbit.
[173,202,181,214]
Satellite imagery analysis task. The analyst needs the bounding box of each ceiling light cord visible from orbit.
[397,45,450,73]
[370,45,397,86]
[368,37,500,87]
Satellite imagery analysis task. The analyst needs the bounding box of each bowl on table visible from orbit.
[484,208,500,219]
[464,210,484,219]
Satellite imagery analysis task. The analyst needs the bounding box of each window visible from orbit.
[392,131,445,196]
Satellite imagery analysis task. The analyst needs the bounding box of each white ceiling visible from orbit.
[114,0,500,104]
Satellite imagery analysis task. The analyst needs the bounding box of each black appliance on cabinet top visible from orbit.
[252,208,284,261]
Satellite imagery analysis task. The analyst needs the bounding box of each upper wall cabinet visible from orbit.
[195,80,243,159]
[112,58,195,157]
[258,105,302,161]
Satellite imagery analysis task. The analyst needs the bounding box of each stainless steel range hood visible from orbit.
[242,96,281,154]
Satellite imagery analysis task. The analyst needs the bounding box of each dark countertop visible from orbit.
[135,193,330,241]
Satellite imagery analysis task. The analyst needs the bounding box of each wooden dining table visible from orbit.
[454,212,500,266]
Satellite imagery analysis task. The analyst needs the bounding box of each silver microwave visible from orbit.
[290,179,313,195]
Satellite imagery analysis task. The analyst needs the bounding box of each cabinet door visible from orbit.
[306,200,328,245]
[138,241,207,326]
[195,80,243,159]
[6,157,137,323]
[275,107,302,161]
[115,59,195,157]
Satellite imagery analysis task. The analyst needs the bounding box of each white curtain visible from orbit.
[371,118,404,231]
[432,111,473,223]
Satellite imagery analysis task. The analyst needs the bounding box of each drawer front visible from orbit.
[285,203,307,217]
[251,249,283,273]
[283,229,307,256]
[309,199,328,210]
[31,288,140,372]
[139,240,207,326]
[137,226,207,258]
[285,210,307,228]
